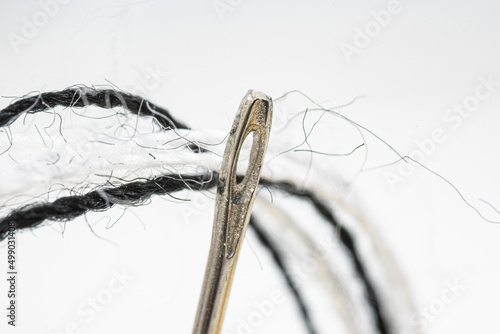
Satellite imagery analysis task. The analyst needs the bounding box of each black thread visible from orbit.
[250,216,317,334]
[0,173,217,241]
[0,87,188,129]
[258,178,390,334]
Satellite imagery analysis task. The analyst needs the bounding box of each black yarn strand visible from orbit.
[258,179,391,334]
[0,88,189,130]
[250,216,318,334]
[0,173,217,241]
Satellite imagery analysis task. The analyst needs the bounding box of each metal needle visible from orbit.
[192,90,273,334]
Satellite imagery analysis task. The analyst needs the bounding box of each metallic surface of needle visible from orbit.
[192,90,273,334]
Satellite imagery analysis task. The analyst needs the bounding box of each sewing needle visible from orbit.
[192,90,273,334]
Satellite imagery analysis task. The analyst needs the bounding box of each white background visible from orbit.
[1,0,500,333]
